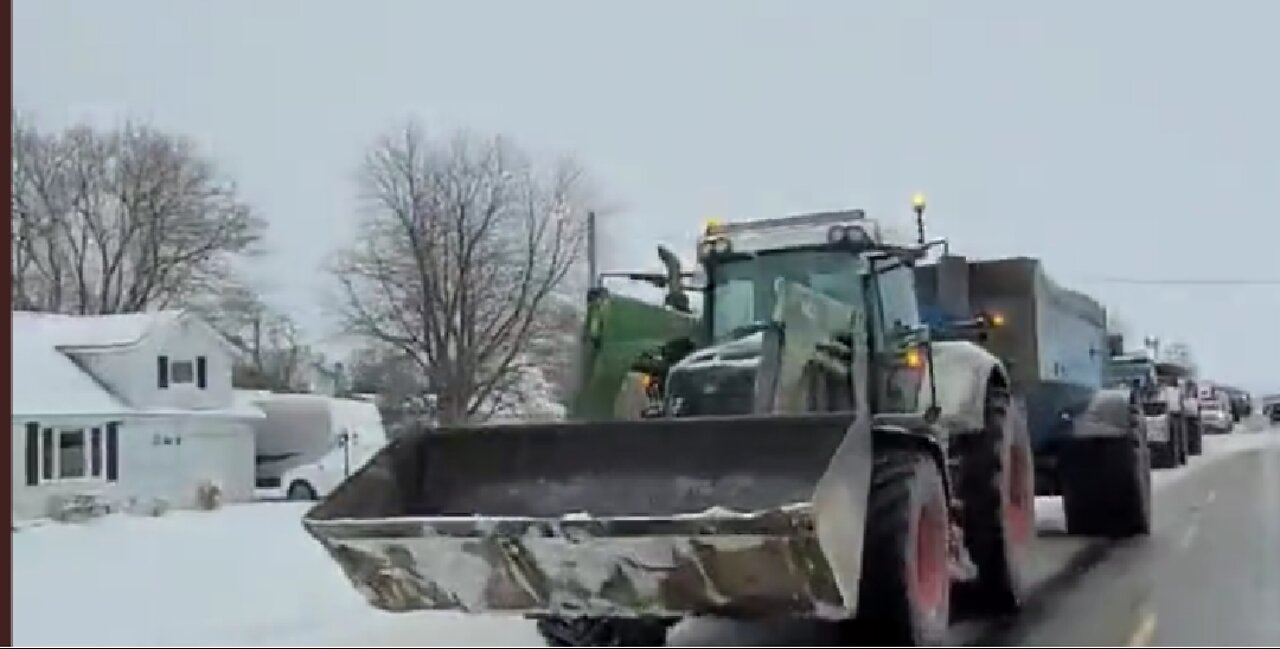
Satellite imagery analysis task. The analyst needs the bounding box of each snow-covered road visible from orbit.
[13,428,1277,646]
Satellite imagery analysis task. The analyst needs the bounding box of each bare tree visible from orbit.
[191,281,314,392]
[330,122,592,424]
[11,115,264,314]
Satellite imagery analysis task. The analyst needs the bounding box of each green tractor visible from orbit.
[303,204,1038,646]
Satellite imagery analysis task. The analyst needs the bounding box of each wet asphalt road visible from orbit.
[990,430,1280,647]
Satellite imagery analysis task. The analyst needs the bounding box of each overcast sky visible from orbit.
[14,0,1280,393]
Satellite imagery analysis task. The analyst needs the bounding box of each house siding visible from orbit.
[70,316,235,412]
[11,415,256,522]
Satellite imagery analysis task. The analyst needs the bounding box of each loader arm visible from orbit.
[572,289,700,421]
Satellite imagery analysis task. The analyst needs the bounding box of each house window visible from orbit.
[29,425,118,484]
[160,355,203,388]
[59,429,87,479]
[171,360,195,384]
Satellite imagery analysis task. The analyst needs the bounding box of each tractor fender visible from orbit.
[1067,387,1137,439]
[922,340,1010,433]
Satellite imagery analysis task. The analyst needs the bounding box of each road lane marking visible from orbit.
[1127,611,1158,646]
[1205,490,1216,505]
[1179,522,1199,549]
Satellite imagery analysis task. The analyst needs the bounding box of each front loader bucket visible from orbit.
[302,412,872,621]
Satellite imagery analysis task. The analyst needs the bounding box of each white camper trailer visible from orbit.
[246,393,387,498]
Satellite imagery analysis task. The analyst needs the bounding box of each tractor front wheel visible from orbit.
[848,447,951,646]
[955,386,1035,616]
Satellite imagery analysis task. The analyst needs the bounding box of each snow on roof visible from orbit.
[13,310,183,349]
[12,314,134,418]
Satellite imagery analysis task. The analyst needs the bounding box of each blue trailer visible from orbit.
[916,255,1152,536]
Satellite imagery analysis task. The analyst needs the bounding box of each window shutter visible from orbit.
[91,427,103,477]
[197,356,208,389]
[42,428,54,480]
[25,422,39,486]
[106,422,120,482]
[158,356,170,389]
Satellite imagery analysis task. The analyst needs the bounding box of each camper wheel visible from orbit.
[287,480,318,501]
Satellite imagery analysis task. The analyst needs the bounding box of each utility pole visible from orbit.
[586,210,600,290]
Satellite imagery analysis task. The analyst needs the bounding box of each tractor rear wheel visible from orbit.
[1187,418,1203,456]
[955,385,1034,615]
[849,447,951,645]
[1061,406,1152,537]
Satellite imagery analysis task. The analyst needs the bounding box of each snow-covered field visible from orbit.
[14,428,1277,647]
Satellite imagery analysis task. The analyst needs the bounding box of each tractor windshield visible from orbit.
[1106,360,1152,388]
[706,249,866,341]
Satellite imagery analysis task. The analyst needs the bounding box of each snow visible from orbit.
[482,363,567,424]
[11,313,133,417]
[13,310,179,349]
[12,502,540,647]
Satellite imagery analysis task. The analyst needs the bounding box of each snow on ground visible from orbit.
[12,502,538,647]
[14,428,1278,647]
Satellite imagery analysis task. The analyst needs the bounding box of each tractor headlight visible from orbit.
[827,224,872,246]
[700,236,731,259]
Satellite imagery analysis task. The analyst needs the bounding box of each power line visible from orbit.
[1079,277,1280,286]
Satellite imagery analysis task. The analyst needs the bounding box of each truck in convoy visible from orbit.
[301,201,1149,646]
[1155,361,1204,457]
[912,255,1151,524]
[1104,342,1182,468]
[1215,384,1252,423]
[1196,383,1235,435]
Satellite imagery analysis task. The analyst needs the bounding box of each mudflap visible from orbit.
[303,411,875,622]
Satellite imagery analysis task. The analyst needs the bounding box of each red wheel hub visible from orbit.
[914,501,948,612]
[1003,443,1033,546]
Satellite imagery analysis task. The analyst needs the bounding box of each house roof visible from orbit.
[10,310,255,419]
[11,313,135,418]
[16,310,183,349]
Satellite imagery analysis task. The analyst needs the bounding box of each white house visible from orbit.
[11,310,264,521]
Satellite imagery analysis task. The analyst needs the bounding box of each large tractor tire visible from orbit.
[533,616,675,647]
[850,447,951,646]
[1060,407,1152,538]
[1149,416,1177,470]
[1150,438,1177,470]
[1172,416,1189,466]
[1187,418,1203,456]
[954,385,1035,616]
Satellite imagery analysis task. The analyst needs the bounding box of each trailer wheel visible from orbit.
[955,385,1034,615]
[1187,418,1203,456]
[533,616,673,647]
[1172,416,1188,466]
[1150,438,1176,470]
[286,480,317,501]
[851,447,950,646]
[1060,408,1151,537]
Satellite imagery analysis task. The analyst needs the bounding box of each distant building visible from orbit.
[11,310,264,520]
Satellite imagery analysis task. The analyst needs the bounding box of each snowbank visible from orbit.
[12,502,537,647]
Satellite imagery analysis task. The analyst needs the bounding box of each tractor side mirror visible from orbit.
[657,245,691,313]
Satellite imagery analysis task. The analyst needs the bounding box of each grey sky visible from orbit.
[14,0,1280,393]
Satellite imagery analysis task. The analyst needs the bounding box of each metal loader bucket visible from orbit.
[302,412,871,621]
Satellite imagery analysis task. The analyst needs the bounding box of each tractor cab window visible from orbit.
[707,249,865,342]
[868,263,923,349]
[1106,361,1153,388]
